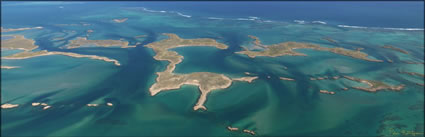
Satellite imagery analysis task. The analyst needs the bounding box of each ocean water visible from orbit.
[1,2,424,136]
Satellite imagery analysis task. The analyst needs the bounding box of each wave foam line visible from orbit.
[338,25,424,31]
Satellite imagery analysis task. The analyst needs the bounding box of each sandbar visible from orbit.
[232,76,258,83]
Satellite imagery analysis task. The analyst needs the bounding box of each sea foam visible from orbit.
[338,25,424,31]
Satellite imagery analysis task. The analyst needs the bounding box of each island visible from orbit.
[319,89,335,95]
[382,45,409,54]
[226,126,256,135]
[343,76,405,93]
[236,35,383,62]
[3,50,121,66]
[113,18,128,23]
[1,35,39,51]
[64,37,139,49]
[279,77,295,81]
[1,26,43,32]
[2,35,121,66]
[145,33,257,111]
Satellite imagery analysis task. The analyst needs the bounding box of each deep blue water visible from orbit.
[3,1,422,28]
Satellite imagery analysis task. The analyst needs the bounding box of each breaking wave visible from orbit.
[338,25,424,31]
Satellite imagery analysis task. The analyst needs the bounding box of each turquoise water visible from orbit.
[1,2,424,136]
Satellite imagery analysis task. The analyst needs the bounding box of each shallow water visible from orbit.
[1,2,424,136]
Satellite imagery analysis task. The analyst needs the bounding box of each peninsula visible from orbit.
[64,37,139,49]
[343,76,405,93]
[145,33,256,111]
[236,35,383,62]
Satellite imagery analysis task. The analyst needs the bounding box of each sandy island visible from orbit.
[145,33,256,111]
[236,35,383,62]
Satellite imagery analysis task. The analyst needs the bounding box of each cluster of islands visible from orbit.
[1,102,114,110]
[1,23,423,136]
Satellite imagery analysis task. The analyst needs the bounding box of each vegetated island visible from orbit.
[113,18,128,23]
[145,33,258,111]
[236,35,383,62]
[382,45,409,54]
[1,26,43,32]
[1,35,121,66]
[343,76,405,93]
[64,37,140,49]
